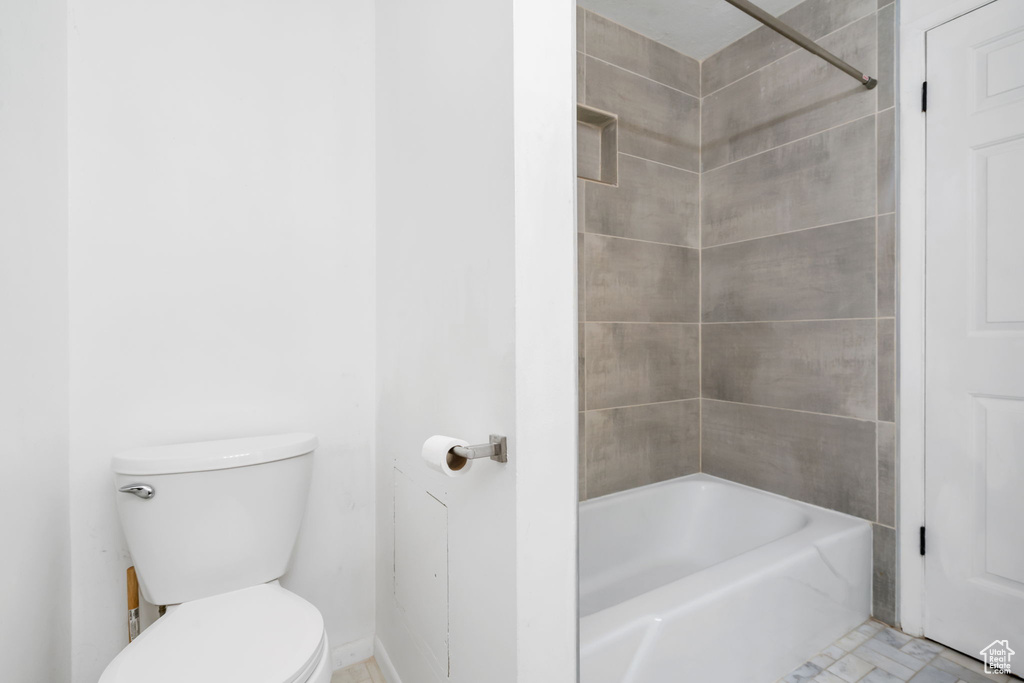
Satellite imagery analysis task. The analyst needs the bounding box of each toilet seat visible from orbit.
[99,582,326,683]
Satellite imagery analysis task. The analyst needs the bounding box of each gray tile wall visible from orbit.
[576,0,898,625]
[577,7,702,501]
[700,0,898,624]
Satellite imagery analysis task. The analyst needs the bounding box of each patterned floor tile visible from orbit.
[828,653,876,682]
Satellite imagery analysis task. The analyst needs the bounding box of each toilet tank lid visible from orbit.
[111,433,318,475]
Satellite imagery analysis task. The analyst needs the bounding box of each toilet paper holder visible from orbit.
[450,435,508,464]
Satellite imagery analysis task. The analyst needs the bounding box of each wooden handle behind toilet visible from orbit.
[127,566,140,642]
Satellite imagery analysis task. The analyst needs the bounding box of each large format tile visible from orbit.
[873,524,897,625]
[702,15,877,171]
[585,56,700,171]
[577,50,585,100]
[577,179,585,232]
[702,0,876,94]
[578,412,586,501]
[877,108,896,215]
[702,400,877,519]
[577,233,584,317]
[877,213,896,317]
[585,322,699,409]
[584,234,699,322]
[585,154,699,247]
[702,319,877,419]
[577,5,585,52]
[878,318,895,422]
[702,219,876,322]
[877,421,896,526]
[583,11,699,96]
[578,320,585,408]
[585,400,699,498]
[702,116,876,247]
[877,2,895,111]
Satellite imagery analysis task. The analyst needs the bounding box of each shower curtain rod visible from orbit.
[722,0,878,89]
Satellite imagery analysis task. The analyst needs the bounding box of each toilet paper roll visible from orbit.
[421,435,473,477]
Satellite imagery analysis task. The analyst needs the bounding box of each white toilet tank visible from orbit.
[111,433,318,606]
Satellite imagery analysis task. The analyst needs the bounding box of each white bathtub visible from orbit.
[579,473,871,683]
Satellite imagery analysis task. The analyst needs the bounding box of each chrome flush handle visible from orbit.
[119,484,155,499]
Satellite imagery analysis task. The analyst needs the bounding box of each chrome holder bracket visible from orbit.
[450,434,508,464]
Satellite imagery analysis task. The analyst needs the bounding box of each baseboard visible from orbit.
[331,634,375,671]
[374,635,403,683]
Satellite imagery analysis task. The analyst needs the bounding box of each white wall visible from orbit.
[66,1,376,679]
[375,0,578,679]
[511,0,579,677]
[374,0,519,676]
[0,0,71,680]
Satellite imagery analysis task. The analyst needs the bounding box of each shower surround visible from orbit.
[577,0,898,623]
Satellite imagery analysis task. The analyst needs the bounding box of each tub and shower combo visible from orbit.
[578,474,872,683]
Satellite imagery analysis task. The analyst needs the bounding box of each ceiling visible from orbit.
[577,0,805,60]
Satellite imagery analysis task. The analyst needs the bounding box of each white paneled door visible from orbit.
[926,0,1024,662]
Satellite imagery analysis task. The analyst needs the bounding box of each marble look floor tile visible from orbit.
[812,654,837,669]
[937,649,999,677]
[829,653,876,682]
[907,665,958,683]
[813,672,849,683]
[780,620,1017,683]
[857,621,885,636]
[899,639,944,661]
[929,655,1009,683]
[784,661,825,682]
[861,670,906,683]
[853,643,916,679]
[824,644,849,659]
[836,630,873,651]
[876,628,913,649]
[862,637,932,670]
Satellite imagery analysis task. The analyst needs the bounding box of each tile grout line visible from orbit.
[702,110,877,175]
[703,316,886,325]
[874,61,881,528]
[583,321,700,325]
[581,317,893,324]
[584,397,701,413]
[584,230,699,251]
[583,6,701,77]
[698,64,704,476]
[616,151,699,175]
[703,214,878,251]
[580,53,700,100]
[701,6,880,99]
[580,18,587,497]
[702,397,879,424]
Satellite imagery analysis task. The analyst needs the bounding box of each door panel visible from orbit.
[926,0,1024,657]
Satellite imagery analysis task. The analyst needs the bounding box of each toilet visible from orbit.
[99,433,331,683]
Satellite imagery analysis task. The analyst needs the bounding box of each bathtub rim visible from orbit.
[578,472,873,648]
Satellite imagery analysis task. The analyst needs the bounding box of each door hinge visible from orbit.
[922,81,928,112]
[920,526,926,556]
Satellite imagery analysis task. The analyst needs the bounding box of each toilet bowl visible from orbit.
[99,433,329,683]
[100,582,331,683]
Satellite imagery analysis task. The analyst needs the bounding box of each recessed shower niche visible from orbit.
[576,104,618,185]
